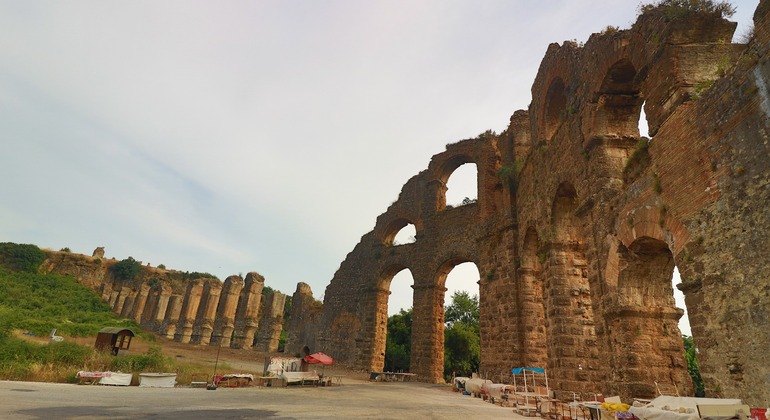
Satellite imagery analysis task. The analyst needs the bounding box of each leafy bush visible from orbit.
[0,243,47,273]
[110,257,142,281]
[639,0,736,19]
[683,335,705,396]
[110,346,171,372]
[0,338,173,382]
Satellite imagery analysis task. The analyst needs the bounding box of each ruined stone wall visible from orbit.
[284,282,323,355]
[300,2,770,405]
[39,250,287,353]
[255,290,286,353]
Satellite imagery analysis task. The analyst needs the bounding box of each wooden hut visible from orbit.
[95,327,134,355]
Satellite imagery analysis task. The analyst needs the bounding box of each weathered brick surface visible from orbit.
[292,2,770,405]
[39,251,286,352]
[284,282,323,355]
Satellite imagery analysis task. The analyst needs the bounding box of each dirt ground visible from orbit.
[134,335,374,382]
[6,333,529,418]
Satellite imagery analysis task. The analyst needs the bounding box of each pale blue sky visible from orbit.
[0,0,759,335]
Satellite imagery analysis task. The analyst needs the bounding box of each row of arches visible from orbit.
[387,162,479,246]
[517,181,691,397]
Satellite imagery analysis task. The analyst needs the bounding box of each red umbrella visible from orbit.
[304,352,334,365]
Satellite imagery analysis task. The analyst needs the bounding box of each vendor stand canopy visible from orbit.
[511,367,550,410]
[304,352,333,365]
[304,352,333,378]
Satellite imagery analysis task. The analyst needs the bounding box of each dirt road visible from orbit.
[0,379,524,419]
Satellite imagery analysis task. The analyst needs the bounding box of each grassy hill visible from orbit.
[0,243,174,382]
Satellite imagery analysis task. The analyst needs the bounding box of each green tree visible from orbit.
[443,291,480,379]
[683,335,705,396]
[444,322,480,378]
[0,243,47,273]
[384,308,412,372]
[110,257,141,281]
[444,291,479,332]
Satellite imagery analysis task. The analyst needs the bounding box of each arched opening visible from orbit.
[589,60,647,181]
[594,59,642,139]
[607,236,692,398]
[382,218,418,246]
[442,261,480,381]
[301,345,310,358]
[381,268,414,373]
[543,77,567,140]
[393,223,416,245]
[445,163,478,208]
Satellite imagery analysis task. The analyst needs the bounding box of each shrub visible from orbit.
[0,243,47,273]
[623,137,651,183]
[639,0,736,19]
[110,257,142,281]
[0,269,142,337]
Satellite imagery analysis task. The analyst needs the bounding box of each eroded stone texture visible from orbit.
[284,282,323,355]
[175,279,205,344]
[296,3,770,405]
[191,280,222,345]
[211,275,244,347]
[161,294,183,339]
[92,247,105,258]
[255,290,286,353]
[39,250,280,352]
[232,272,265,349]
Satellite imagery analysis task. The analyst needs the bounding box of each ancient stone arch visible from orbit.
[292,3,770,405]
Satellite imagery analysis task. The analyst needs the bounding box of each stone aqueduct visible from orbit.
[39,2,769,407]
[288,3,770,406]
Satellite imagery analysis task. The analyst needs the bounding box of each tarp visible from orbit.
[139,373,177,388]
[629,396,746,420]
[511,367,545,374]
[304,352,333,365]
[98,372,133,386]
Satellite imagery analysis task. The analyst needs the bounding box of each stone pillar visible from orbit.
[161,294,183,339]
[543,243,596,395]
[119,289,137,318]
[152,286,172,329]
[212,275,243,347]
[131,284,151,324]
[100,282,113,302]
[255,290,286,353]
[284,282,323,356]
[140,286,159,326]
[175,279,205,344]
[517,264,548,368]
[232,272,264,349]
[410,283,445,383]
[112,287,131,316]
[109,289,120,308]
[193,280,222,345]
[369,286,391,372]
